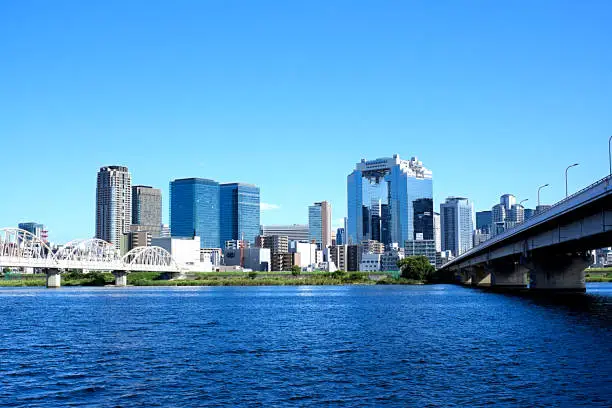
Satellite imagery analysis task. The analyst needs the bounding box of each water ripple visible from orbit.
[0,284,611,406]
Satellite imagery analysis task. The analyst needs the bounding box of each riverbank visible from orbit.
[586,268,612,282]
[0,271,425,287]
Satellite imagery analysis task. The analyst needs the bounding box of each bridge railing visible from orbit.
[443,174,612,268]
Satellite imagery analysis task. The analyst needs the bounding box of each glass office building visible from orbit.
[476,210,492,233]
[220,183,260,247]
[170,178,220,248]
[440,197,475,257]
[347,155,433,246]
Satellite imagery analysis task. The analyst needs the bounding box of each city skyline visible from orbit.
[1,2,610,244]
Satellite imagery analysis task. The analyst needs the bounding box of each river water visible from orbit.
[0,284,611,406]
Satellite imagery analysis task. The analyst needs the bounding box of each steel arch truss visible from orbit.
[0,228,57,268]
[122,246,181,272]
[55,238,122,270]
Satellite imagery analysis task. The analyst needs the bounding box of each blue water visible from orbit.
[1,284,611,407]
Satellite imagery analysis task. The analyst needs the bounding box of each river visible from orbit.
[1,284,611,406]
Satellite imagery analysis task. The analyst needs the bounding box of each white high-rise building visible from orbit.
[433,212,441,252]
[440,197,474,257]
[96,166,132,248]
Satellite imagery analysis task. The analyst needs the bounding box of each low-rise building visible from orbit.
[473,229,490,246]
[256,235,289,253]
[361,240,384,254]
[271,252,299,271]
[289,241,317,268]
[327,245,347,271]
[347,244,361,271]
[381,246,404,271]
[224,247,270,271]
[404,239,437,267]
[201,248,222,267]
[360,253,381,272]
[151,236,210,271]
[126,230,151,250]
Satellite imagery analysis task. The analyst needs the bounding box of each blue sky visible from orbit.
[1,0,611,244]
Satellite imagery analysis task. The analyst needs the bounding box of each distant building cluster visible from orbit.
[18,152,567,272]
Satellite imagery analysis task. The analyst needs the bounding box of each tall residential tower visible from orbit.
[96,166,132,248]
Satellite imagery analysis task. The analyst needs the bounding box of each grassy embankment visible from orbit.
[0,270,424,287]
[585,268,612,282]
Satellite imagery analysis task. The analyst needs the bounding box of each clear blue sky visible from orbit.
[1,0,611,244]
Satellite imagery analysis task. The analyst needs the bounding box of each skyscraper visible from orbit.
[347,155,433,246]
[132,185,162,235]
[433,212,441,252]
[96,166,132,248]
[500,194,516,212]
[170,178,220,248]
[440,197,474,257]
[18,222,48,243]
[220,183,260,247]
[336,227,346,245]
[476,210,492,234]
[308,201,332,249]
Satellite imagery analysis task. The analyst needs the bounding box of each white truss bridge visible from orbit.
[0,228,181,273]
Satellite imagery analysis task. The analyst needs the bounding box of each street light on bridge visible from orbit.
[565,163,579,198]
[519,199,528,207]
[537,184,549,207]
[608,135,612,176]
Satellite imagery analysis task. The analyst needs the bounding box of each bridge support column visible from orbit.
[456,268,471,285]
[470,265,491,287]
[527,251,590,293]
[490,260,528,291]
[46,268,61,288]
[113,270,128,287]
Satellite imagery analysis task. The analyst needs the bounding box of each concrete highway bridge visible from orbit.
[440,175,612,292]
[0,228,182,287]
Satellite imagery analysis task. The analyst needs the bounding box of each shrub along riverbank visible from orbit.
[0,270,432,287]
[1,268,609,286]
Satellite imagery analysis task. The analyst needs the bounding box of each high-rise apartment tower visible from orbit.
[96,166,132,248]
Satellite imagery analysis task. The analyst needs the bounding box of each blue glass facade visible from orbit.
[308,204,322,246]
[347,156,433,246]
[220,183,260,247]
[170,178,220,248]
[336,228,345,245]
[476,210,492,233]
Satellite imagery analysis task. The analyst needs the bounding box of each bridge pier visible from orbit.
[46,268,61,288]
[112,270,128,286]
[456,268,471,285]
[470,265,491,287]
[490,260,528,291]
[527,251,590,293]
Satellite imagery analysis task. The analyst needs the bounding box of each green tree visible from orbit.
[291,265,301,276]
[397,256,435,281]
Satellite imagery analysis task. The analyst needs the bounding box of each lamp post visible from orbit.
[565,163,579,198]
[608,135,612,176]
[537,184,549,207]
[519,199,528,207]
